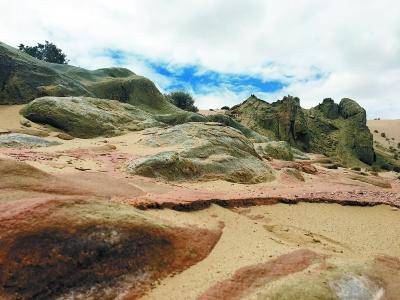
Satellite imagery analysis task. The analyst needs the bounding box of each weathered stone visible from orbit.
[255,141,293,161]
[21,97,164,138]
[127,123,274,183]
[228,95,375,166]
[0,133,61,148]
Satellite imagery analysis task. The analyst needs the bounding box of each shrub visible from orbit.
[166,91,198,112]
[381,132,386,138]
[18,41,69,64]
[374,130,379,133]
[221,106,230,110]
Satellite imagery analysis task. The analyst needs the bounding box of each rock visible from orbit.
[255,141,294,161]
[55,132,74,140]
[0,42,93,104]
[20,119,31,127]
[300,163,317,174]
[321,163,339,169]
[315,98,339,119]
[0,133,61,148]
[281,168,305,181]
[0,42,208,126]
[229,95,310,151]
[292,147,310,160]
[348,174,392,188]
[228,95,374,166]
[127,123,274,183]
[206,114,269,142]
[0,198,220,299]
[21,97,165,138]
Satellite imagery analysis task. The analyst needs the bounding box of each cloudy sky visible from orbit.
[1,0,399,118]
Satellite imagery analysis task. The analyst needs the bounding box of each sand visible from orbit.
[368,119,400,149]
[1,105,400,298]
[142,203,400,299]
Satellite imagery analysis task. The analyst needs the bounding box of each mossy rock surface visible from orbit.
[207,114,269,142]
[127,122,274,183]
[255,141,294,161]
[228,95,374,166]
[21,96,164,138]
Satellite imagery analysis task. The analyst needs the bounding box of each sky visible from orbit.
[0,0,399,118]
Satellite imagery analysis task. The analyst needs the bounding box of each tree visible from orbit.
[166,91,198,112]
[18,41,69,64]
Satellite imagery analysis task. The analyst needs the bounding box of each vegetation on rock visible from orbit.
[228,95,375,167]
[166,91,199,112]
[18,41,69,64]
[127,122,274,183]
[21,97,164,138]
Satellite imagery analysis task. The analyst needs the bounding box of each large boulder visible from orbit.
[255,141,294,161]
[21,96,164,138]
[228,95,310,151]
[228,95,375,166]
[0,133,61,148]
[206,114,269,142]
[0,197,220,299]
[127,122,274,183]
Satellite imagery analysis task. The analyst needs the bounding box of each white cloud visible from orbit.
[0,0,399,118]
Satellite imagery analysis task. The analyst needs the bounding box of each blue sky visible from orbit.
[1,0,399,117]
[101,48,301,105]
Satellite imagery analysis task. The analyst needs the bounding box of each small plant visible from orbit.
[18,41,69,64]
[166,91,198,112]
[221,106,230,110]
[381,132,386,138]
[374,130,379,133]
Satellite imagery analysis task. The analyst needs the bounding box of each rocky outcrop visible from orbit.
[0,41,207,125]
[229,95,310,151]
[0,197,221,299]
[206,114,269,142]
[310,97,374,165]
[21,96,164,138]
[228,95,374,166]
[255,141,294,161]
[0,133,61,147]
[127,122,274,183]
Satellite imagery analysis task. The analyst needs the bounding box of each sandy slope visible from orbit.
[143,203,400,299]
[368,119,400,149]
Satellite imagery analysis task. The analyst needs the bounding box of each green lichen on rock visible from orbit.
[255,141,294,161]
[206,114,269,142]
[228,95,310,151]
[21,96,164,138]
[127,122,274,183]
[228,95,374,167]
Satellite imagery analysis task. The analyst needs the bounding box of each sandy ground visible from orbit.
[368,119,400,149]
[142,203,400,299]
[1,105,400,299]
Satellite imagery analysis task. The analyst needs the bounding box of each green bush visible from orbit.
[18,41,69,64]
[166,91,198,112]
